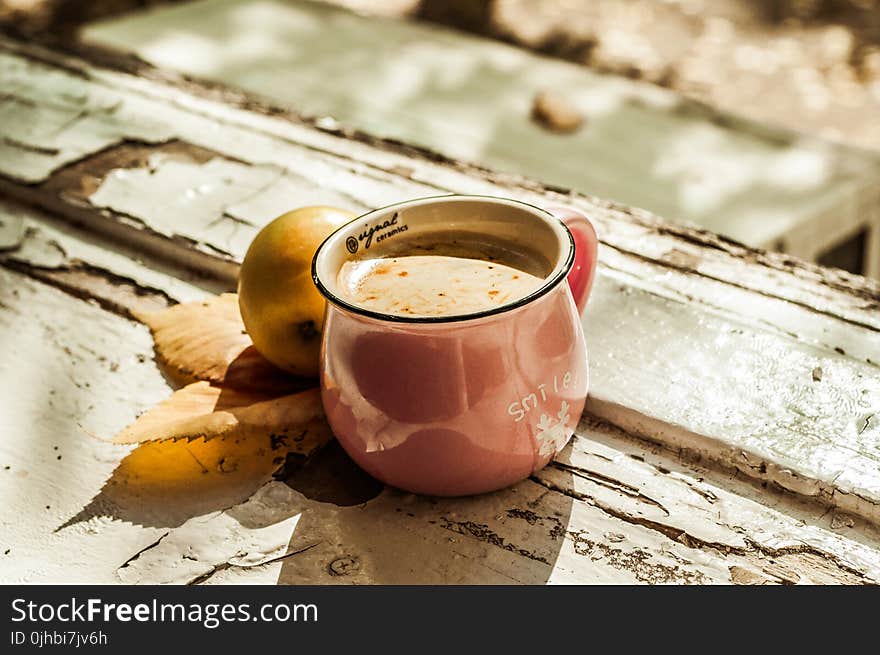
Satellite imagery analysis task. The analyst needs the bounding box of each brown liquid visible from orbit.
[336,234,547,317]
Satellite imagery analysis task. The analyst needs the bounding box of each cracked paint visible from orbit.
[116,484,304,584]
[2,42,880,584]
[0,55,173,182]
[89,155,283,254]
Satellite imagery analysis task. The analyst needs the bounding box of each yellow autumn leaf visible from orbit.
[109,381,331,455]
[134,293,311,394]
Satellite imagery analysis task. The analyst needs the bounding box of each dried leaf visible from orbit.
[110,381,330,455]
[134,293,310,394]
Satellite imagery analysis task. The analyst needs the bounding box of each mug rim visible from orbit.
[311,194,576,324]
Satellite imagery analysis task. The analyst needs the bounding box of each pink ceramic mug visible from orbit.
[312,195,598,496]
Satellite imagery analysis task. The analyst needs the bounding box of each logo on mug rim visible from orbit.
[346,236,359,254]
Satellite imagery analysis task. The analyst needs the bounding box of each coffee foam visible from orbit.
[338,254,544,317]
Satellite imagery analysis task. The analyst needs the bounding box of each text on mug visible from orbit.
[508,371,572,422]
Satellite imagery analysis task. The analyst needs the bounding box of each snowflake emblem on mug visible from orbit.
[535,400,571,457]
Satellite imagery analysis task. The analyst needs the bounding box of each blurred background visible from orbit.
[3,0,879,278]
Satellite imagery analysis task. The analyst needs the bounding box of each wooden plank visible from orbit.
[0,200,217,583]
[81,0,880,258]
[0,40,878,525]
[0,260,302,584]
[0,267,168,583]
[3,205,880,584]
[11,39,875,335]
[0,198,216,313]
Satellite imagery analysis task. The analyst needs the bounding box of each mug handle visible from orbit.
[546,205,598,314]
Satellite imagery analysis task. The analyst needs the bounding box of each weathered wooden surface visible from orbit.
[3,201,880,585]
[81,0,880,272]
[0,38,879,583]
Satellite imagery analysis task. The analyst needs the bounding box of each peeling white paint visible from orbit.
[585,268,880,517]
[1,253,879,583]
[0,42,879,582]
[0,199,212,304]
[81,0,880,252]
[117,487,303,584]
[0,53,173,182]
[1,40,878,520]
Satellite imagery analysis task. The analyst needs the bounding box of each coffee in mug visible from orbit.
[336,232,547,317]
[312,195,599,496]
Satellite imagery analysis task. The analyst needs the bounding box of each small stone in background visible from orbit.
[531,90,584,133]
[812,366,823,382]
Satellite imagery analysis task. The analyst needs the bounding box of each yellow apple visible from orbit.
[238,206,356,376]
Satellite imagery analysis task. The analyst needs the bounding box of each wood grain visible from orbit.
[0,39,878,522]
[4,195,880,583]
[0,37,878,581]
[80,0,880,262]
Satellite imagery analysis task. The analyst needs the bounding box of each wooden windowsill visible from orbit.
[0,37,878,584]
